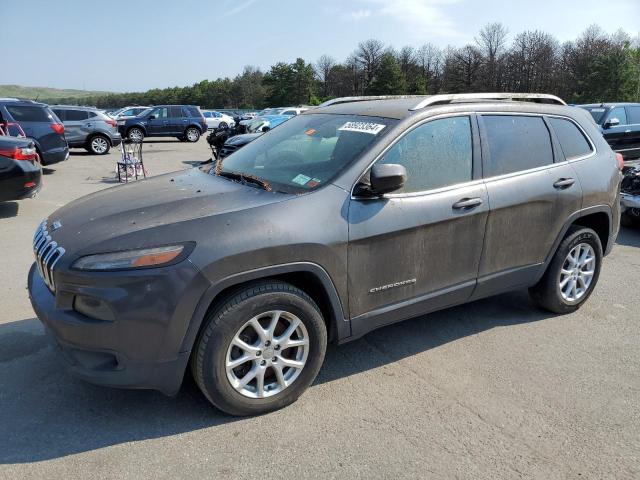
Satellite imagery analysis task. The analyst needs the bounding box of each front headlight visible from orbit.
[72,245,186,271]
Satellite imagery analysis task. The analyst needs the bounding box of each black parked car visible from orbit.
[579,103,640,160]
[0,99,68,165]
[29,93,620,416]
[0,135,42,202]
[118,105,207,142]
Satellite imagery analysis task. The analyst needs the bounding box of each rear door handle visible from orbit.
[553,178,575,189]
[452,197,483,210]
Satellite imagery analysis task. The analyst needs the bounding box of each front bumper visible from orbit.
[27,260,210,395]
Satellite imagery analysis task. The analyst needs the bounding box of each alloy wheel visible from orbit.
[559,243,596,302]
[225,310,309,399]
[186,128,199,142]
[91,136,109,154]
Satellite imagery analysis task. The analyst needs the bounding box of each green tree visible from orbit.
[367,53,406,95]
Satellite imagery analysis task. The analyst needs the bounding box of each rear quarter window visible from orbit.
[482,115,554,177]
[5,105,52,122]
[548,117,593,160]
[186,106,202,118]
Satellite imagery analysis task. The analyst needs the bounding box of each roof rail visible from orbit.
[318,95,427,108]
[410,93,566,110]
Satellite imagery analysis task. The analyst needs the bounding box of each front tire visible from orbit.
[127,127,144,142]
[529,227,602,314]
[185,127,200,142]
[191,281,327,416]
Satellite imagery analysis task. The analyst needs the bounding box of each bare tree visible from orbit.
[353,39,386,91]
[475,22,509,90]
[315,54,337,98]
[415,43,443,93]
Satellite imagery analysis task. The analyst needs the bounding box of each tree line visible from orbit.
[47,24,640,109]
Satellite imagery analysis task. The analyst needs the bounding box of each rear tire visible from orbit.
[87,135,110,155]
[191,281,327,416]
[185,127,200,142]
[529,227,602,314]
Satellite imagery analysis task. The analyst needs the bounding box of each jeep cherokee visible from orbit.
[28,93,621,416]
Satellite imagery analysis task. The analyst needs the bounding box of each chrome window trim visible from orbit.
[350,110,598,200]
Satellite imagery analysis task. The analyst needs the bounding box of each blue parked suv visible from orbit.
[0,99,69,165]
[118,105,207,142]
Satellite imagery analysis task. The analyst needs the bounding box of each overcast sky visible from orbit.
[2,0,639,92]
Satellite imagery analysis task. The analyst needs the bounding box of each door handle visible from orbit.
[452,197,483,210]
[553,178,575,189]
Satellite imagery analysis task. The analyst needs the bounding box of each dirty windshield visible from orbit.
[214,114,396,193]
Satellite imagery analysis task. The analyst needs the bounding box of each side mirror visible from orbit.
[148,115,156,120]
[369,164,406,195]
[604,117,620,129]
[261,126,270,132]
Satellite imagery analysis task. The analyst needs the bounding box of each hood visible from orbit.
[225,133,262,146]
[46,168,292,254]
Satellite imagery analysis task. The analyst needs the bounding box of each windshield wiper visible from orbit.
[217,169,272,192]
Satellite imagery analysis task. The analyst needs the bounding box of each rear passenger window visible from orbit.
[65,110,88,121]
[483,115,553,177]
[5,105,52,122]
[170,106,183,117]
[379,116,473,193]
[185,106,201,117]
[549,117,592,160]
[628,107,640,124]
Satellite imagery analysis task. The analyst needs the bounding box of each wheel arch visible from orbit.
[536,205,612,284]
[185,124,204,134]
[127,124,146,137]
[87,132,111,146]
[180,262,349,355]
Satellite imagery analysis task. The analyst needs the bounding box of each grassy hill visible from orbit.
[0,84,114,101]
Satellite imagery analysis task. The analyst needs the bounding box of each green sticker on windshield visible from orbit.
[292,174,311,185]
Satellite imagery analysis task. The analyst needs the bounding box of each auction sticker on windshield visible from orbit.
[339,122,386,135]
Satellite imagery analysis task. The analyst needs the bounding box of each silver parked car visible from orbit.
[51,105,122,155]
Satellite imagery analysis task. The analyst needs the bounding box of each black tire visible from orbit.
[87,134,111,155]
[529,226,603,314]
[191,280,327,416]
[219,121,228,129]
[127,127,144,141]
[185,127,200,142]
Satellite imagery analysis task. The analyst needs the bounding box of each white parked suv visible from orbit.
[202,111,235,130]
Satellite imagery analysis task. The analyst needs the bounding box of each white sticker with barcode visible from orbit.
[339,121,386,135]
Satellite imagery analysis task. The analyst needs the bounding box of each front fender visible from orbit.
[178,262,349,355]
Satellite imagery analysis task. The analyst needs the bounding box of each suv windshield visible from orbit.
[213,114,396,193]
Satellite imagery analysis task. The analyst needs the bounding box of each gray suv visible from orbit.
[52,106,122,155]
[28,93,621,416]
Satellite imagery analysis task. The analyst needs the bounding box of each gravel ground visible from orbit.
[1,139,639,479]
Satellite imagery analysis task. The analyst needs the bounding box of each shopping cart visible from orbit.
[117,139,146,182]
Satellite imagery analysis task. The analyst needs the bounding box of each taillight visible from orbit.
[105,118,117,128]
[0,146,38,161]
[50,123,65,135]
[615,153,624,171]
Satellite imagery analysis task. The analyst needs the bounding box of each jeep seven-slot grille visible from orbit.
[33,220,65,293]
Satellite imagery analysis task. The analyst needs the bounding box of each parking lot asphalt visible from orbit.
[1,139,639,479]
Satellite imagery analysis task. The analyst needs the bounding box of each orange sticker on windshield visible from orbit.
[305,129,316,136]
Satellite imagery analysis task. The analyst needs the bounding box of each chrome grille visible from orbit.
[33,220,65,292]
